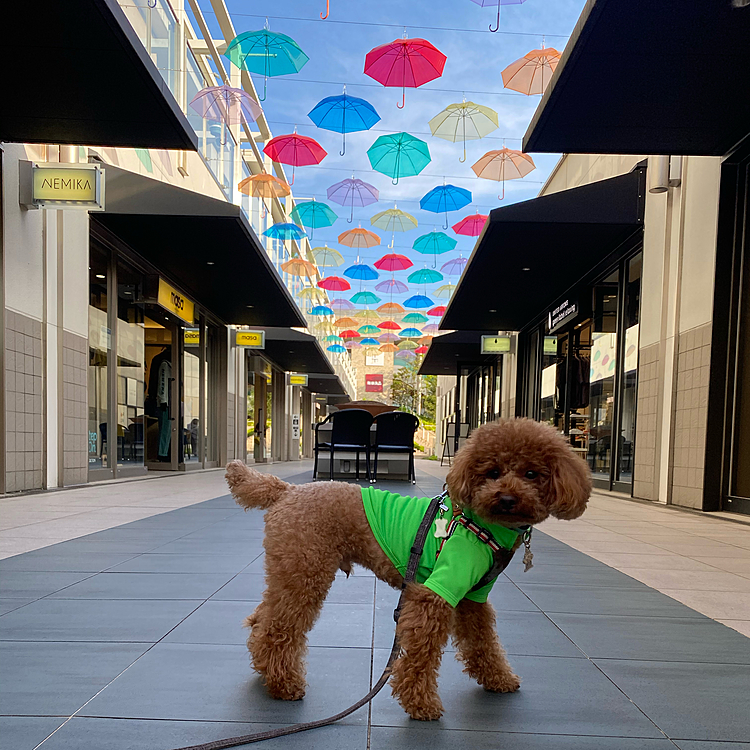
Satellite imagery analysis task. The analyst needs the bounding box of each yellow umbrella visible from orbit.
[501,47,562,96]
[433,283,456,299]
[398,340,418,350]
[281,258,317,278]
[472,148,536,199]
[428,100,499,162]
[356,309,381,322]
[370,206,418,248]
[312,321,336,336]
[311,245,344,267]
[298,286,327,302]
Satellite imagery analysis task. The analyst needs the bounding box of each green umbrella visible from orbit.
[290,200,338,240]
[367,132,431,185]
[351,291,380,305]
[357,324,381,335]
[408,268,443,284]
[402,312,429,324]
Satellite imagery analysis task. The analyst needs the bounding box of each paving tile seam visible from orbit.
[367,724,681,740]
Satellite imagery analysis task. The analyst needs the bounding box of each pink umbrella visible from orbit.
[318,276,351,291]
[374,253,413,272]
[264,132,327,185]
[452,213,488,237]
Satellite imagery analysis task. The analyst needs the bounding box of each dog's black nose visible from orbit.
[498,495,518,511]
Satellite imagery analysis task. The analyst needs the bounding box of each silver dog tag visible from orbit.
[434,518,449,538]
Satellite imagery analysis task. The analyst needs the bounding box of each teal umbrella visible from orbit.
[367,132,431,185]
[402,312,429,324]
[310,305,334,316]
[325,334,344,343]
[351,291,380,305]
[408,267,443,284]
[357,324,381,335]
[263,222,307,241]
[327,344,347,353]
[290,200,338,240]
[224,29,309,101]
[413,230,457,266]
[400,327,424,338]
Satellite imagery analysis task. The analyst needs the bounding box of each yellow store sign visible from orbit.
[289,374,308,386]
[157,279,194,325]
[236,330,265,349]
[481,335,511,354]
[20,161,105,210]
[184,329,200,346]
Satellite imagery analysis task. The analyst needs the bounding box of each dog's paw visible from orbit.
[404,696,444,721]
[266,680,306,701]
[482,672,521,693]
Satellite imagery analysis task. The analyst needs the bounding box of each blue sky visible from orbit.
[198,0,587,305]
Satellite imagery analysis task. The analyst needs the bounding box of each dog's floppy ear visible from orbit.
[548,447,592,520]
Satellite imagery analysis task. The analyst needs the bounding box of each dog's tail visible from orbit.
[225,460,290,510]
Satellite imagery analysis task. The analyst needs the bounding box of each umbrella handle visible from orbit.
[489,3,500,32]
[259,76,268,103]
[348,203,354,223]
[320,0,330,19]
[147,0,156,7]
[397,87,405,109]
[340,131,346,157]
[443,213,449,230]
[289,164,296,186]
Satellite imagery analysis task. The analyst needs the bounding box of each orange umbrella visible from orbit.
[280,258,317,278]
[237,173,290,218]
[379,343,399,352]
[378,302,405,314]
[472,148,536,199]
[501,47,561,96]
[334,317,359,328]
[419,336,434,345]
[338,226,381,249]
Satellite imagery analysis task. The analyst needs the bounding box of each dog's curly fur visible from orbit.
[225,418,591,720]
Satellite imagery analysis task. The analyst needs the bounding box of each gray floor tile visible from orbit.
[504,550,605,567]
[107,553,259,574]
[40,717,367,750]
[0,551,141,573]
[79,528,189,544]
[506,564,647,587]
[675,743,750,750]
[0,570,92,599]
[371,727,675,749]
[47,572,233,600]
[486,581,542,612]
[0,641,149,715]
[0,598,201,641]
[28,538,166,554]
[369,650,664,738]
[516,583,705,618]
[83,643,371,725]
[0,716,67,750]
[594,659,750,742]
[0,598,34,615]
[549,613,750,664]
[150,539,265,555]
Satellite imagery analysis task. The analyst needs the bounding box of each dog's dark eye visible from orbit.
[487,468,501,480]
[524,470,539,480]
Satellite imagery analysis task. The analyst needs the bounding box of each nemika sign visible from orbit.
[19,161,105,210]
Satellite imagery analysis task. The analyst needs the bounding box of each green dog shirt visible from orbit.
[361,487,521,608]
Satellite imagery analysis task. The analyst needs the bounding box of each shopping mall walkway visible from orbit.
[1,461,749,749]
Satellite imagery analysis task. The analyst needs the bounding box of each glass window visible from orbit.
[183,333,201,463]
[540,334,563,428]
[88,245,110,470]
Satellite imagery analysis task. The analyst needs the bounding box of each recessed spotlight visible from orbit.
[522,267,531,272]
[488,309,497,313]
[207,261,215,265]
[124,291,132,295]
[246,305,254,309]
[96,274,105,279]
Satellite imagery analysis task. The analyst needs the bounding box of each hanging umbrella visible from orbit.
[452,213,488,237]
[327,344,347,353]
[378,320,401,330]
[280,258,317,278]
[309,90,381,155]
[318,276,351,291]
[343,263,379,281]
[360,337,380,347]
[422,323,439,333]
[404,294,433,309]
[310,305,334,316]
[338,226,381,249]
[427,305,447,316]
[330,297,354,310]
[358,324,381,335]
[379,332,400,343]
[428,100,498,162]
[327,177,380,223]
[398,340,419,350]
[299,286,327,302]
[340,329,360,339]
[379,343,399,353]
[356,309,381,321]
[367,133,431,185]
[419,336,434,345]
[351,291,381,305]
[224,29,309,101]
[408,267,443,284]
[400,327,424,338]
[237,173,290,218]
[335,317,359,328]
[420,184,473,229]
[190,84,262,128]
[414,345,429,354]
[364,36,447,108]
[313,321,336,335]
[371,206,418,248]
[374,253,413,272]
[378,301,406,313]
[402,312,429,324]
[375,279,409,295]
[434,283,457,299]
[501,47,562,96]
[263,222,307,241]
[472,148,536,199]
[345,340,363,349]
[440,256,468,275]
[469,0,529,34]
[311,245,344,267]
[290,200,338,239]
[325,334,344,343]
[413,231,457,266]
[395,350,417,361]
[264,132,327,185]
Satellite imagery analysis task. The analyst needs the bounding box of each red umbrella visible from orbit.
[263,132,327,185]
[374,253,413,272]
[452,213,489,237]
[415,345,429,354]
[364,36,447,109]
[339,329,360,338]
[427,305,446,317]
[318,276,351,291]
[378,320,401,330]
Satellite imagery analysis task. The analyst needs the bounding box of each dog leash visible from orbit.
[169,490,449,750]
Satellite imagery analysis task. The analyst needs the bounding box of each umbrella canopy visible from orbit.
[313,321,336,335]
[472,148,536,199]
[238,173,290,199]
[190,85,262,128]
[440,256,468,275]
[224,29,309,100]
[433,283,457,298]
[340,329,360,338]
[379,343,399,352]
[310,305,334,316]
[378,301,406,313]
[378,320,401,330]
[330,297,354,310]
[327,178,379,222]
[413,231,457,265]
[420,184,473,229]
[355,309,381,321]
[428,100,498,162]
[325,334,344,343]
[289,201,338,236]
[357,324,381,335]
[379,332,400,343]
[398,340,419,350]
[374,253,413,272]
[360,337,380,347]
[414,345,429,354]
[351,291,381,305]
[335,317,359,328]
[469,0,530,34]
[280,258,317,278]
[408,267,443,284]
[402,312,429,324]
[367,133,431,185]
[327,344,347,353]
[404,294,433,309]
[400,327,423,338]
[422,323,439,333]
[345,340,363,349]
[264,133,327,185]
[371,207,419,233]
[338,226,381,249]
[375,279,409,294]
[452,213,488,237]
[395,350,417,361]
[308,91,380,155]
[501,47,561,96]
[427,305,447,316]
[298,286,327,302]
[263,222,306,241]
[343,263,379,281]
[318,276,351,291]
[364,37,447,108]
[311,245,344,267]
[419,336,434,345]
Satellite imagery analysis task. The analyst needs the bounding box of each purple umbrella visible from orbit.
[327,177,380,223]
[375,278,409,294]
[378,332,400,343]
[422,323,439,334]
[440,256,468,276]
[330,298,355,310]
[469,0,529,33]
[190,84,263,126]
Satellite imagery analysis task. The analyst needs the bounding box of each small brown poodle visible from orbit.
[225,418,591,720]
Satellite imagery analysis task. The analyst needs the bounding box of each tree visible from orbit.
[391,359,436,423]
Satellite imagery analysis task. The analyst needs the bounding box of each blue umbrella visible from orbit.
[327,344,347,353]
[420,184,473,229]
[359,337,380,347]
[400,327,424,338]
[309,90,381,156]
[310,305,334,316]
[344,263,379,281]
[404,294,434,309]
[263,222,307,241]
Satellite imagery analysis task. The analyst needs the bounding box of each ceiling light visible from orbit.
[95,274,105,279]
[489,309,497,313]
[246,305,254,308]
[522,267,531,272]
[207,261,215,265]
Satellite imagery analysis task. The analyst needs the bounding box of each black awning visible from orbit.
[1,0,197,150]
[260,329,334,375]
[523,0,750,157]
[442,168,645,332]
[418,331,497,376]
[307,374,348,396]
[96,166,305,328]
